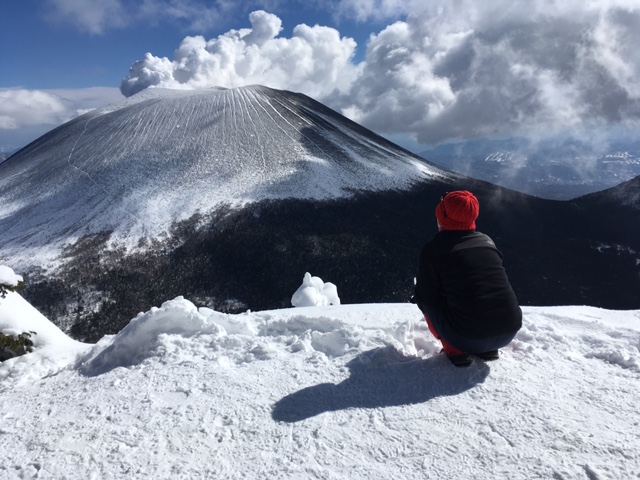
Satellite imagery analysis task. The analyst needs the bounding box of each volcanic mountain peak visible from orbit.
[0,86,453,265]
[580,174,640,209]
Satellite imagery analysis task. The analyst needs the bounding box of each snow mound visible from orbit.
[0,265,22,287]
[79,297,226,376]
[291,272,341,307]
[0,292,90,384]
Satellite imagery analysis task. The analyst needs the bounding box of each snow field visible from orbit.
[1,294,639,479]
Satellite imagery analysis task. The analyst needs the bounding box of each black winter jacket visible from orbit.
[414,230,522,339]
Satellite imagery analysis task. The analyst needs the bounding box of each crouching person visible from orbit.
[413,190,522,367]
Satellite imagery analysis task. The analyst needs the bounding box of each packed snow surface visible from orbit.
[0,265,22,287]
[1,292,639,479]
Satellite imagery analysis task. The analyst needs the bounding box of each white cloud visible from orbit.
[334,0,411,22]
[118,3,640,145]
[45,0,269,34]
[338,0,640,143]
[40,1,640,146]
[0,90,69,129]
[590,7,640,100]
[121,11,359,99]
[137,0,229,31]
[0,88,124,149]
[0,88,124,131]
[46,0,128,34]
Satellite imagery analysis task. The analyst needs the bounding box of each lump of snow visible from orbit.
[79,296,226,376]
[0,292,79,350]
[291,272,341,307]
[0,292,91,385]
[0,265,22,287]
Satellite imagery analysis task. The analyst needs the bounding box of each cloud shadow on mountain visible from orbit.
[271,345,490,423]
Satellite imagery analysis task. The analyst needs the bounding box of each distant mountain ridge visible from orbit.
[579,175,640,212]
[420,137,640,199]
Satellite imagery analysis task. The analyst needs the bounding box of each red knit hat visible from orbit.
[436,191,480,231]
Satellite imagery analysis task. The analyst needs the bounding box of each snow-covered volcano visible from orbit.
[0,86,450,263]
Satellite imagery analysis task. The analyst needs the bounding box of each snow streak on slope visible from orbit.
[0,86,451,265]
[1,295,639,479]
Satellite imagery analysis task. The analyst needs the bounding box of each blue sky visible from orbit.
[1,1,379,90]
[2,0,640,152]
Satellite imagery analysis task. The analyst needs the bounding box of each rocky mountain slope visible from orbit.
[0,86,450,266]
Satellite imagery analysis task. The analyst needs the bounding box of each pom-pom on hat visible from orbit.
[436,190,480,231]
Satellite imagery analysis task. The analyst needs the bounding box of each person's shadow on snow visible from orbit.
[272,346,490,423]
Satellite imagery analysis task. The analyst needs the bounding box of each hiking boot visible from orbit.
[446,353,472,367]
[476,350,499,361]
